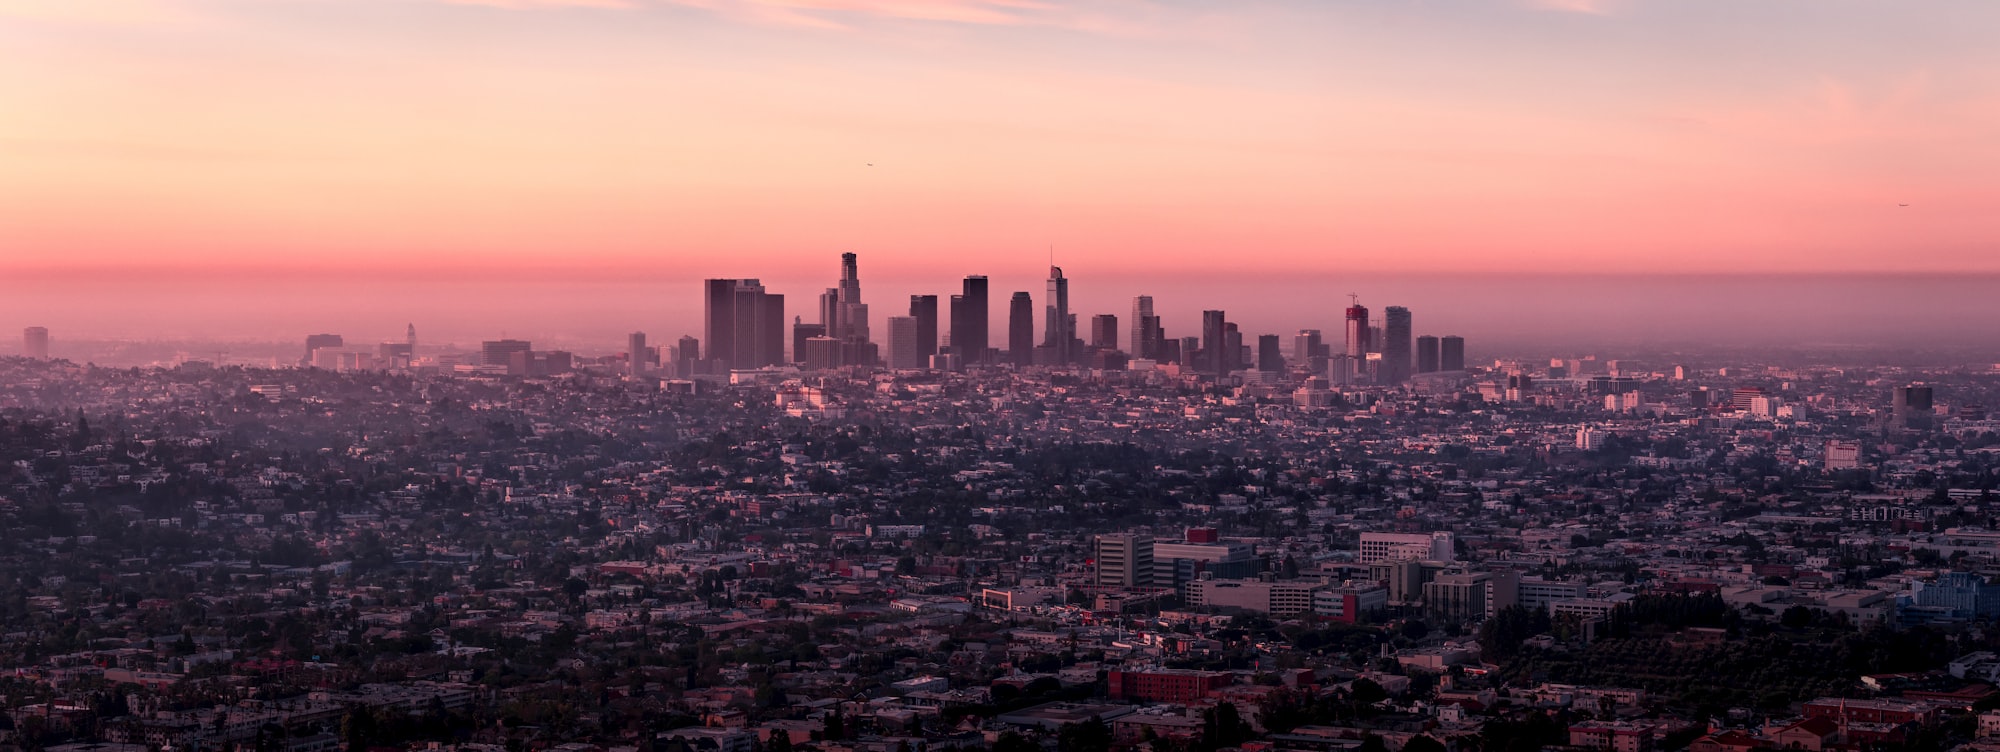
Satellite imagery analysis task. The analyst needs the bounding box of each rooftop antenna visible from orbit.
[1348,293,1360,306]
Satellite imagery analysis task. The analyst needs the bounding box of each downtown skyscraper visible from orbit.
[1008,292,1034,366]
[908,295,938,361]
[1041,265,1074,365]
[704,278,784,369]
[1382,306,1412,384]
[1130,295,1158,360]
[949,275,989,364]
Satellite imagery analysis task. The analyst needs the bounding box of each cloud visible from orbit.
[0,0,202,25]
[433,0,1122,30]
[1525,0,1612,15]
[442,0,640,8]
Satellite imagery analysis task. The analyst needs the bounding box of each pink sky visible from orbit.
[3,0,1999,279]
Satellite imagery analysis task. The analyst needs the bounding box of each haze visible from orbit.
[3,0,1998,350]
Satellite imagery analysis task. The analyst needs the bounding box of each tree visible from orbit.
[1399,736,1446,752]
[993,732,1039,752]
[1058,716,1112,752]
[766,731,794,752]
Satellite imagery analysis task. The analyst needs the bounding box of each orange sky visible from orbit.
[4,0,1999,279]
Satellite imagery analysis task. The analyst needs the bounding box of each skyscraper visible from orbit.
[1345,303,1369,358]
[676,335,699,376]
[482,339,531,368]
[949,276,989,364]
[22,327,48,360]
[1042,266,1072,364]
[831,252,869,342]
[1893,385,1936,430]
[1202,310,1227,377]
[1416,335,1441,374]
[886,316,923,369]
[1294,329,1322,364]
[704,278,783,369]
[1382,306,1412,384]
[791,319,825,365]
[1257,334,1282,372]
[1130,296,1154,358]
[1008,292,1034,366]
[1440,335,1465,371]
[627,332,648,376]
[1094,534,1154,589]
[909,295,938,360]
[303,334,344,367]
[1091,314,1118,350]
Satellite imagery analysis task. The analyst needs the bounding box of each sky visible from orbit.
[3,0,1999,348]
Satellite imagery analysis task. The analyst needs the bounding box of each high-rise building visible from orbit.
[909,295,938,360]
[1008,292,1034,366]
[1382,306,1412,384]
[482,339,532,368]
[1201,310,1227,377]
[885,316,923,369]
[303,334,344,367]
[1416,335,1441,374]
[1440,335,1465,371]
[676,335,699,375]
[1294,329,1322,364]
[1041,266,1073,364]
[1094,534,1154,589]
[831,252,869,342]
[1090,314,1119,351]
[1344,303,1369,381]
[22,327,49,360]
[1130,296,1155,358]
[791,319,825,365]
[627,332,648,376]
[704,278,784,369]
[1893,385,1936,431]
[949,276,989,364]
[1224,323,1242,374]
[1257,334,1282,372]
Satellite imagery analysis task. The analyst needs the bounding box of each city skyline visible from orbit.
[5,0,1999,282]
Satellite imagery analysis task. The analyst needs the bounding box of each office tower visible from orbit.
[1893,385,1936,430]
[1440,335,1465,371]
[1225,323,1242,373]
[1041,266,1072,364]
[1345,303,1369,361]
[22,327,49,359]
[1382,306,1412,384]
[791,319,825,365]
[303,334,344,367]
[482,339,531,368]
[1091,314,1119,350]
[1294,329,1322,364]
[1130,296,1155,358]
[705,278,783,369]
[676,335,699,376]
[909,295,938,359]
[1416,335,1440,374]
[1178,336,1200,366]
[1008,292,1034,366]
[406,323,417,350]
[1094,534,1154,589]
[703,279,739,368]
[627,332,648,376]
[1257,334,1282,372]
[886,316,923,369]
[761,294,786,366]
[949,276,989,364]
[821,252,868,343]
[1202,310,1227,377]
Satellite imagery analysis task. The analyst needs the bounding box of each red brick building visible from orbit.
[1106,669,1233,704]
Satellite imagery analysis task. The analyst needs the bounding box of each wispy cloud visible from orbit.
[1525,0,1613,15]
[0,0,203,25]
[435,0,1132,30]
[442,0,640,8]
